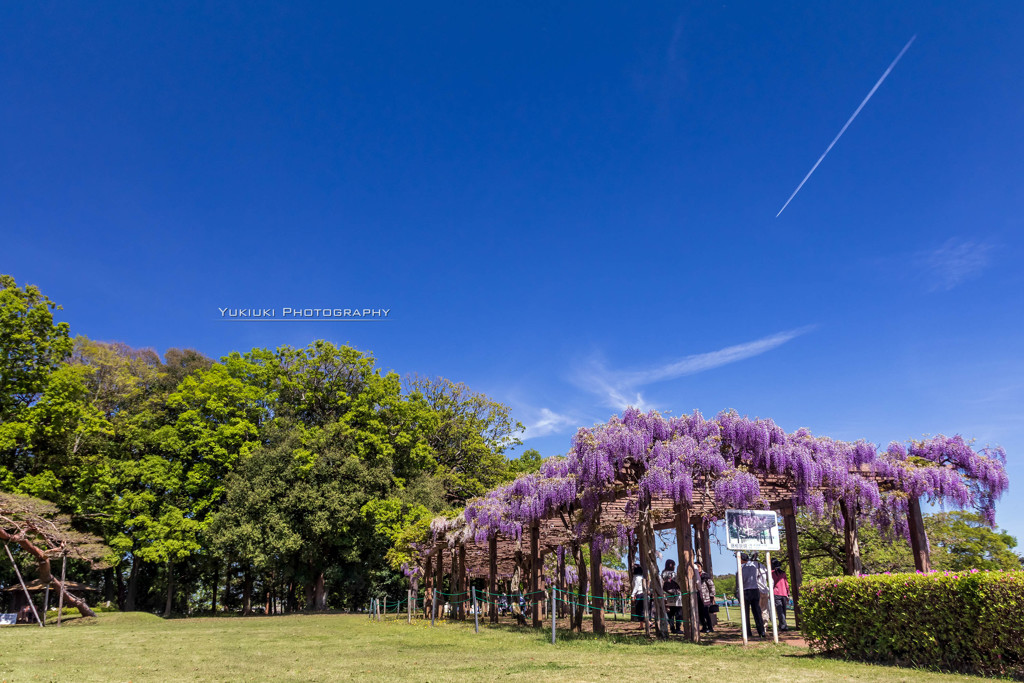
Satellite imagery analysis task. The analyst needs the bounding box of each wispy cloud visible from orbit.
[918,239,994,291]
[777,35,916,217]
[573,327,815,410]
[521,408,576,441]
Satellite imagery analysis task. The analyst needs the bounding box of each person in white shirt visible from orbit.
[739,553,766,638]
[630,564,645,622]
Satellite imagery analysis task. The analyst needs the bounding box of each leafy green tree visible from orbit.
[507,448,544,478]
[405,375,523,505]
[0,275,72,422]
[926,511,1022,571]
[794,509,1023,580]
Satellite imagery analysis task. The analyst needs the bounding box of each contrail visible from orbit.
[776,35,917,218]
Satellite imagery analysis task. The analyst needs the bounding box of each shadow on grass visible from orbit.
[797,649,1006,680]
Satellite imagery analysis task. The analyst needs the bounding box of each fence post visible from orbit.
[431,592,436,626]
[551,590,556,645]
[473,587,479,633]
[408,589,412,624]
[766,551,779,644]
[736,552,748,646]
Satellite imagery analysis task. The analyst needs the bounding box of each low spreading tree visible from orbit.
[0,491,108,617]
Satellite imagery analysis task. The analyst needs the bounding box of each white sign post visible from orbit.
[726,510,781,645]
[735,551,748,646]
[765,552,779,644]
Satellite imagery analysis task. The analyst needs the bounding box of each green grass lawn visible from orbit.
[0,611,989,682]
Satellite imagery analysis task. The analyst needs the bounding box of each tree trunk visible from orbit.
[590,540,605,634]
[574,544,588,633]
[163,562,174,618]
[125,554,140,611]
[840,500,863,575]
[243,568,253,615]
[312,571,326,611]
[211,560,219,613]
[103,567,115,605]
[115,560,126,611]
[639,500,668,638]
[223,560,233,611]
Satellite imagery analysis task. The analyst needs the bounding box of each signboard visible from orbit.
[0,614,16,626]
[725,509,781,551]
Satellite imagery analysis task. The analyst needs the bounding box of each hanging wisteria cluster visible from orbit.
[443,408,1008,551]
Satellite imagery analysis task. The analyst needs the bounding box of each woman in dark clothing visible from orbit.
[696,561,716,633]
[661,559,683,634]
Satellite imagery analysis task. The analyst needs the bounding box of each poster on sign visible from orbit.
[725,509,781,551]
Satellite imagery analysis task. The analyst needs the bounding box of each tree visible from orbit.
[0,491,108,617]
[0,275,72,423]
[405,375,523,505]
[794,509,1023,579]
[926,511,1022,571]
[507,448,544,477]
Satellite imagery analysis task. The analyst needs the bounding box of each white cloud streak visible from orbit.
[777,35,917,218]
[521,407,576,441]
[574,327,814,410]
[918,239,994,291]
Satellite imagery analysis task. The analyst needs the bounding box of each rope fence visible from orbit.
[370,585,710,643]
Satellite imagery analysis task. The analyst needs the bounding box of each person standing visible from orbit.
[661,560,683,634]
[630,564,645,623]
[695,561,716,633]
[772,559,790,631]
[740,553,766,638]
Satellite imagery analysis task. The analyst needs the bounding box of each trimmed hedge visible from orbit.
[802,570,1024,678]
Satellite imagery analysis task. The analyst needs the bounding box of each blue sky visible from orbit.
[3,2,1023,571]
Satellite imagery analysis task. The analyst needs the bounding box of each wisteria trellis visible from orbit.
[436,408,1007,563]
[413,408,1008,640]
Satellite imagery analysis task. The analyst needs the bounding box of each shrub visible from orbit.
[802,570,1024,678]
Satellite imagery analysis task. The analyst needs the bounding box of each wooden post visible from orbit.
[530,521,541,628]
[473,586,480,633]
[693,521,705,566]
[637,521,651,638]
[675,504,699,643]
[57,553,66,626]
[4,544,42,627]
[783,506,803,629]
[435,547,445,619]
[840,500,863,575]
[458,545,467,620]
[424,554,433,620]
[699,517,713,575]
[908,496,931,573]
[590,539,605,634]
[488,535,498,624]
[556,547,566,618]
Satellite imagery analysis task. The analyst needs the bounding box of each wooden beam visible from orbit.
[783,507,803,629]
[908,496,931,572]
[675,504,699,643]
[488,535,497,623]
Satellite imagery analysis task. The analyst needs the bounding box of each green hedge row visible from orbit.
[802,570,1024,678]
